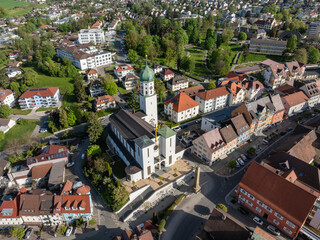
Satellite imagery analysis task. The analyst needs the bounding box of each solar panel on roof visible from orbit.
[29,89,39,91]
[39,88,47,91]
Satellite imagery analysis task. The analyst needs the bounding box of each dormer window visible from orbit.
[79,206,85,211]
[72,206,77,210]
[65,206,70,210]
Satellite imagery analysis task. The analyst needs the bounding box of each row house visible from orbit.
[121,73,139,90]
[18,87,60,109]
[228,114,250,146]
[164,93,200,123]
[94,95,116,112]
[242,80,264,101]
[195,87,232,113]
[281,91,310,117]
[0,89,15,107]
[167,75,188,92]
[161,69,175,81]
[89,80,105,97]
[192,128,227,164]
[237,161,317,238]
[114,64,134,79]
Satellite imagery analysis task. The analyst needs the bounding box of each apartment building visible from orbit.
[299,82,320,108]
[249,39,287,55]
[281,91,310,117]
[26,145,68,167]
[308,22,320,40]
[229,114,250,146]
[195,87,231,113]
[164,93,200,123]
[122,73,139,90]
[18,87,60,109]
[0,88,15,107]
[78,29,105,45]
[254,18,275,30]
[56,42,112,70]
[89,80,105,97]
[237,162,317,238]
[94,95,116,111]
[263,63,287,89]
[114,65,134,79]
[220,124,238,154]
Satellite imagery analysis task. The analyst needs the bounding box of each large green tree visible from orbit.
[206,80,216,90]
[0,105,12,118]
[10,226,25,240]
[74,76,87,103]
[59,109,69,128]
[308,46,320,64]
[104,81,118,96]
[87,113,103,144]
[22,68,38,86]
[128,49,139,63]
[294,48,308,64]
[238,32,247,41]
[287,35,297,53]
[67,110,77,126]
[40,42,56,59]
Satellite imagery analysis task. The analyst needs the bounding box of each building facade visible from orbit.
[249,39,287,55]
[18,87,60,109]
[195,87,231,113]
[0,89,15,107]
[78,29,105,45]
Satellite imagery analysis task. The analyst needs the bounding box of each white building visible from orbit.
[164,92,200,123]
[299,82,320,108]
[0,89,15,107]
[78,29,106,45]
[56,43,112,70]
[18,87,60,109]
[114,65,134,79]
[195,87,231,113]
[0,119,16,133]
[167,75,188,92]
[95,95,116,111]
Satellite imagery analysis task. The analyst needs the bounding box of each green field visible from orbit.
[184,47,211,76]
[241,53,284,63]
[0,0,28,9]
[0,119,38,151]
[0,0,48,17]
[11,108,32,115]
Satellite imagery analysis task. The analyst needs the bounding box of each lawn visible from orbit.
[36,107,57,112]
[184,47,211,77]
[240,53,287,63]
[0,119,38,151]
[0,0,28,9]
[11,108,32,115]
[3,1,48,17]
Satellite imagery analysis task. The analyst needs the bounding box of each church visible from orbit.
[107,61,185,182]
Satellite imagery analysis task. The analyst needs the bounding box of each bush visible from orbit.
[216,203,228,213]
[229,160,237,168]
[158,219,166,232]
[56,226,67,235]
[89,218,96,226]
[247,147,256,155]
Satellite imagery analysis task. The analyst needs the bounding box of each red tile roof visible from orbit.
[0,89,13,101]
[75,185,91,195]
[164,92,199,113]
[27,145,68,166]
[96,95,115,105]
[114,65,133,72]
[162,69,174,76]
[179,85,205,98]
[20,87,59,99]
[196,87,230,100]
[54,195,91,214]
[281,91,309,107]
[61,180,73,195]
[239,162,317,226]
[87,68,98,75]
[32,163,53,179]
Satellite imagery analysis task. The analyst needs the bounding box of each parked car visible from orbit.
[65,227,73,237]
[39,128,48,133]
[24,228,33,239]
[236,161,240,168]
[237,158,244,166]
[263,139,269,144]
[267,225,280,236]
[81,154,85,159]
[238,206,249,215]
[240,154,247,161]
[253,216,263,226]
[66,162,75,168]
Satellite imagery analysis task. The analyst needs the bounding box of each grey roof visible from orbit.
[48,161,65,187]
[246,96,275,120]
[220,124,238,143]
[169,75,188,86]
[270,94,285,112]
[250,38,287,46]
[203,104,241,125]
[134,135,154,148]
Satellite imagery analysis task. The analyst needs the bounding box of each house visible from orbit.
[285,61,305,82]
[89,80,105,97]
[122,73,139,90]
[164,93,200,123]
[227,80,246,105]
[242,80,264,101]
[152,63,162,74]
[281,91,310,117]
[0,119,16,134]
[192,128,227,164]
[18,87,60,109]
[86,68,98,81]
[298,81,320,108]
[114,64,134,79]
[195,87,231,113]
[237,26,266,40]
[6,67,23,78]
[0,89,15,107]
[94,95,116,111]
[26,145,68,167]
[254,18,276,30]
[7,61,21,68]
[249,39,287,55]
[167,75,188,91]
[8,50,20,60]
[270,94,285,124]
[178,84,205,99]
[263,63,287,89]
[198,208,251,240]
[228,114,250,146]
[78,29,105,45]
[237,161,317,238]
[219,124,238,154]
[0,190,24,226]
[161,69,174,81]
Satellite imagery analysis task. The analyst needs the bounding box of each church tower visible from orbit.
[139,59,158,126]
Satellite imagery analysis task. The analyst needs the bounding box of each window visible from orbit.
[264,205,272,213]
[283,227,292,235]
[246,200,253,207]
[239,195,245,201]
[248,194,255,201]
[275,212,283,220]
[257,200,264,207]
[256,207,261,213]
[273,219,279,225]
[240,188,247,195]
[286,220,296,229]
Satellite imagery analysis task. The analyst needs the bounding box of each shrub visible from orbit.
[56,226,67,235]
[216,203,228,213]
[247,147,256,155]
[158,219,166,232]
[229,160,237,168]
[89,218,96,226]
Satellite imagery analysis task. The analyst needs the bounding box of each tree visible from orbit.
[216,203,228,213]
[128,49,139,63]
[67,110,77,126]
[87,145,102,156]
[87,113,103,143]
[238,32,247,41]
[154,78,166,102]
[106,161,112,177]
[308,46,320,64]
[22,68,38,86]
[221,28,234,44]
[181,56,195,73]
[0,6,6,18]
[10,82,21,96]
[112,185,129,211]
[59,109,69,128]
[74,76,87,103]
[40,42,55,59]
[94,157,106,173]
[10,226,25,240]
[104,81,117,96]
[206,80,216,90]
[158,219,166,232]
[0,131,4,141]
[89,218,96,226]
[0,105,12,118]
[287,35,297,53]
[228,160,237,168]
[294,48,307,64]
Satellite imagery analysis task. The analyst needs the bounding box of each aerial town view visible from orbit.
[0,0,320,239]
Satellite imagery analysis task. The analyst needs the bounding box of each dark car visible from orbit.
[238,206,249,215]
